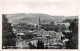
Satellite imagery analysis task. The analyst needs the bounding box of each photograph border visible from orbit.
[0,0,80,51]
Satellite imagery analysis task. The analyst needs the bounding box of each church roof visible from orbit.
[34,29,45,34]
[17,33,25,35]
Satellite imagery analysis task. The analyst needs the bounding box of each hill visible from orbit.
[3,13,78,25]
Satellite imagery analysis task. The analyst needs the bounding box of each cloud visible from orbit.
[2,2,78,16]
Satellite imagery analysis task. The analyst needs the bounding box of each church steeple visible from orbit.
[39,16,41,25]
[38,16,41,30]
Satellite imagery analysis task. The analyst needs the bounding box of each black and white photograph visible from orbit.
[2,0,78,49]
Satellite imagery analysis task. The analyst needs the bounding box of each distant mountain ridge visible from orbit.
[3,13,78,25]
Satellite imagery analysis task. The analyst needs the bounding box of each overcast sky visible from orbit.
[2,0,78,16]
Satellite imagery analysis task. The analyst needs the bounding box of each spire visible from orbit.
[38,16,41,30]
[39,16,41,25]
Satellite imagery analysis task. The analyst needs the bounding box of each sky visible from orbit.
[2,0,79,16]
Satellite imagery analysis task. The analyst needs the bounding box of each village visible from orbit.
[2,14,78,49]
[11,17,70,49]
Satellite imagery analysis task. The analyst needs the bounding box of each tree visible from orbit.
[25,33,34,39]
[37,40,44,49]
[53,25,60,32]
[69,18,78,34]
[41,40,44,49]
[29,42,37,49]
[69,18,78,49]
[2,14,16,49]
[62,18,78,49]
[61,24,67,31]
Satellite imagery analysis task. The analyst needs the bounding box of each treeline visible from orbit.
[41,24,67,32]
[61,18,78,49]
[62,18,78,23]
[13,23,67,32]
[2,15,16,49]
[13,23,36,31]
